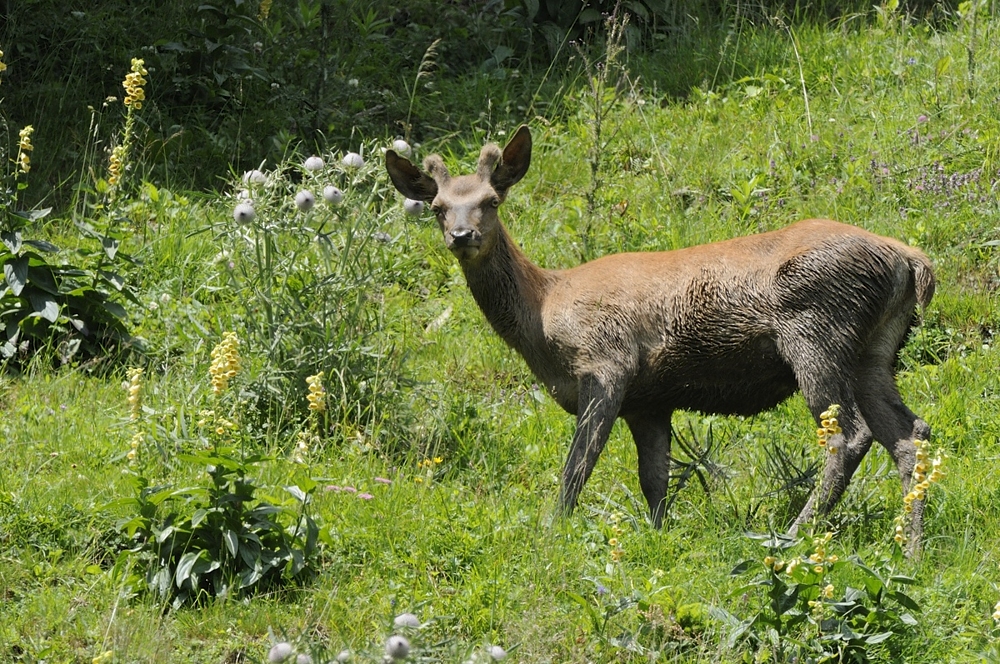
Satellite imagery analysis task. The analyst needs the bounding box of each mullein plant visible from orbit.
[1,45,35,222]
[294,371,326,463]
[106,57,147,204]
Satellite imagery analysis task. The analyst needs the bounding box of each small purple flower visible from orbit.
[374,477,392,484]
[325,485,342,492]
[596,583,609,596]
[907,57,917,65]
[342,486,357,494]
[918,114,929,123]
[358,492,374,500]
[810,134,820,142]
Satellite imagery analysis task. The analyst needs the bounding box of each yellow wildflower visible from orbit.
[123,58,148,109]
[108,144,126,187]
[992,600,1000,622]
[813,565,824,574]
[17,125,34,174]
[433,456,443,464]
[816,405,841,449]
[0,48,6,74]
[126,367,143,421]
[608,537,619,548]
[763,555,776,568]
[305,372,326,412]
[209,332,241,395]
[822,583,835,599]
[93,651,114,664]
[259,0,274,19]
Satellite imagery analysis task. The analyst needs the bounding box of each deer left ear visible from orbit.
[491,125,531,196]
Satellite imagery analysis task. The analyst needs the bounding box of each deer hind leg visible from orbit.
[854,364,931,551]
[787,354,875,533]
[624,412,673,528]
[559,374,625,519]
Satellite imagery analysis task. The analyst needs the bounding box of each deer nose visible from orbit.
[450,228,481,247]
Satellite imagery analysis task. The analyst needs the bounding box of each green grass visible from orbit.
[3,12,1000,663]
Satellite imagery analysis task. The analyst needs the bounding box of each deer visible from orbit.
[385,125,935,548]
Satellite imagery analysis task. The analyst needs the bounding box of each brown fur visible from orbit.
[386,126,934,547]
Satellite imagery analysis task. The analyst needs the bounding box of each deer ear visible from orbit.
[385,151,438,201]
[491,125,531,195]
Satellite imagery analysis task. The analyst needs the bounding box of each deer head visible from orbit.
[385,126,532,262]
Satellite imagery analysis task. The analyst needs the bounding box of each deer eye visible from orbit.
[431,205,443,216]
[489,197,501,208]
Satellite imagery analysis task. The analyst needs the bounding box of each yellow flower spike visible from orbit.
[123,58,148,109]
[305,372,326,412]
[126,367,144,421]
[209,332,241,395]
[16,125,34,174]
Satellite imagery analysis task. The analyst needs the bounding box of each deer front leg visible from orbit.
[559,374,624,518]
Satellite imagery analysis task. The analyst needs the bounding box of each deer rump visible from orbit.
[386,125,934,549]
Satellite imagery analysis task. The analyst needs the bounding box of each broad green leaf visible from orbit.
[223,529,239,557]
[864,631,893,645]
[3,256,28,295]
[103,300,127,319]
[28,290,60,322]
[889,589,922,613]
[101,235,120,260]
[176,551,204,587]
[100,270,126,291]
[24,239,59,253]
[1,231,22,254]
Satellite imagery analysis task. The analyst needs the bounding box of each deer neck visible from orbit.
[461,222,551,354]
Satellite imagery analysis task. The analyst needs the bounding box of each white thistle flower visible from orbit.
[295,190,316,211]
[403,198,424,216]
[233,203,256,223]
[296,654,313,664]
[393,613,421,628]
[336,650,351,662]
[243,169,266,185]
[323,185,344,204]
[342,152,365,168]
[392,139,412,157]
[304,156,325,171]
[385,635,410,660]
[268,642,293,663]
[488,645,507,661]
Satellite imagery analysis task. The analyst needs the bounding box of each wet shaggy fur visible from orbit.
[386,126,935,547]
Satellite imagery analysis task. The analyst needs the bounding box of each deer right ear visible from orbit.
[385,151,438,201]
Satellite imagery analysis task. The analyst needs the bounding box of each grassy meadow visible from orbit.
[3,9,1000,664]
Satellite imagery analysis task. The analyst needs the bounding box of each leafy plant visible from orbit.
[720,532,922,663]
[116,447,322,607]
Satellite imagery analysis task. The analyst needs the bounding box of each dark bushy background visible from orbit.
[1,0,952,201]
